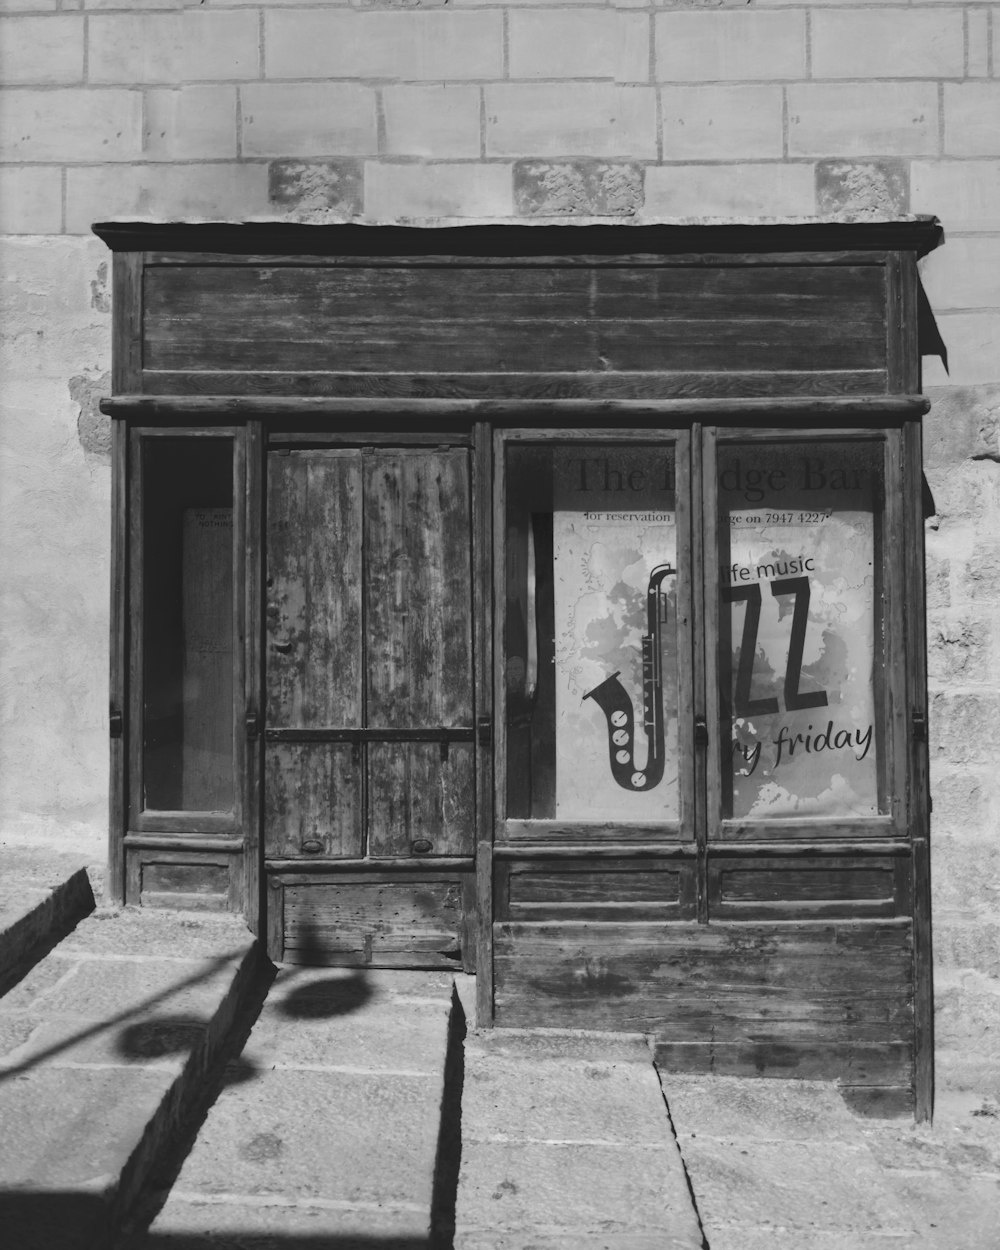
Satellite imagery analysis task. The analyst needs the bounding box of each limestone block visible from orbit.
[143,86,237,161]
[964,8,989,76]
[924,312,1000,387]
[944,83,1000,158]
[0,167,62,233]
[654,11,806,82]
[787,83,938,158]
[661,84,783,160]
[88,11,259,84]
[364,160,513,219]
[268,160,364,216]
[241,83,378,158]
[922,241,1000,314]
[509,10,649,82]
[265,9,503,81]
[0,88,142,163]
[644,162,814,217]
[383,84,481,158]
[485,84,657,159]
[514,160,644,216]
[927,608,1000,684]
[64,162,271,233]
[0,14,83,84]
[811,9,963,79]
[911,160,1000,233]
[815,159,909,216]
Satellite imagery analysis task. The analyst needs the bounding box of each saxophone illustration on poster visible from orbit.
[552,448,680,821]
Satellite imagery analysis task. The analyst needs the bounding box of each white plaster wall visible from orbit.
[0,237,111,861]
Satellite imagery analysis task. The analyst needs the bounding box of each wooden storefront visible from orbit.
[96,220,941,1118]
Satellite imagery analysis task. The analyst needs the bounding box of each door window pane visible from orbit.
[717,440,887,820]
[506,443,680,821]
[142,439,234,811]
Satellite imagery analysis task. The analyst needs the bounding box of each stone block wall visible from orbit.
[1,0,998,1094]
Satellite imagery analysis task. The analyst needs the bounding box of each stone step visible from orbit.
[0,906,260,1250]
[0,848,98,997]
[141,966,460,1248]
[454,1026,705,1250]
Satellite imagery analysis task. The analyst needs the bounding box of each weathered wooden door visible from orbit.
[263,444,477,966]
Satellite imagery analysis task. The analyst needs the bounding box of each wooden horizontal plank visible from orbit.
[144,261,884,324]
[653,1041,911,1085]
[499,860,687,923]
[103,394,929,422]
[493,843,696,859]
[708,841,910,858]
[124,834,244,852]
[144,317,887,374]
[265,858,474,875]
[708,858,904,921]
[91,217,943,256]
[140,369,890,401]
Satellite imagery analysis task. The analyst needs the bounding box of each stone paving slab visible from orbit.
[0,907,259,1248]
[145,967,456,1247]
[455,1028,703,1249]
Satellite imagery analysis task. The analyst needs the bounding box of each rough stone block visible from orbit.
[485,84,657,159]
[267,159,363,217]
[0,88,142,163]
[143,86,236,161]
[265,10,503,81]
[0,14,83,84]
[514,160,643,216]
[241,83,378,158]
[88,11,259,83]
[927,608,1000,684]
[0,167,62,233]
[912,160,1000,233]
[509,10,649,82]
[383,84,481,158]
[644,162,814,218]
[466,1028,653,1064]
[944,83,1000,158]
[811,9,963,78]
[661,85,783,160]
[815,159,909,216]
[364,160,512,219]
[787,83,938,158]
[64,162,271,233]
[654,11,806,82]
[930,691,1000,764]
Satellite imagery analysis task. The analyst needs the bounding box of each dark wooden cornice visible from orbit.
[92,218,943,258]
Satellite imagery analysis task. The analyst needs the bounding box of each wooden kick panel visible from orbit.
[269,873,472,969]
[493,920,914,1086]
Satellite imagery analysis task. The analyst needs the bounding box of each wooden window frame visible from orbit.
[126,424,248,837]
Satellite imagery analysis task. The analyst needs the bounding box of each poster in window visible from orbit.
[719,443,884,820]
[551,448,680,821]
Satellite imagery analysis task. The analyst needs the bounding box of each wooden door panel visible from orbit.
[264,742,361,859]
[367,741,475,857]
[266,450,362,729]
[364,449,473,728]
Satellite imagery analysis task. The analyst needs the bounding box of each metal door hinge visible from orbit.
[246,711,260,740]
[694,716,709,748]
[109,707,123,738]
[912,711,928,743]
[477,714,492,747]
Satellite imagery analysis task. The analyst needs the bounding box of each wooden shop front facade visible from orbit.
[96,220,940,1117]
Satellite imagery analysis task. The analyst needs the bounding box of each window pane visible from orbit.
[717,440,886,820]
[506,443,680,822]
[142,439,234,812]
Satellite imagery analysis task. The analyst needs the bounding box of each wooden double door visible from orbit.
[263,443,481,967]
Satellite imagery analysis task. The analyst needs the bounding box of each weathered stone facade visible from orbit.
[1,0,997,1094]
